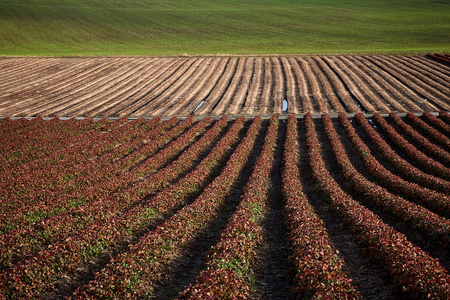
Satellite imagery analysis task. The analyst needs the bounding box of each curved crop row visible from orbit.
[405,112,450,151]
[0,117,179,233]
[72,117,262,299]
[281,115,359,299]
[179,115,279,299]
[304,113,450,299]
[422,111,450,135]
[372,113,450,180]
[339,114,450,219]
[389,113,450,165]
[427,53,450,64]
[0,117,228,270]
[325,114,450,245]
[0,117,248,298]
[439,111,450,124]
[355,114,450,195]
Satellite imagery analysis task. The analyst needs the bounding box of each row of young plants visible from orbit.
[388,113,450,165]
[427,53,450,64]
[0,117,147,199]
[179,115,279,299]
[339,114,450,219]
[440,111,450,124]
[0,117,99,171]
[354,113,449,195]
[422,111,450,135]
[372,113,450,181]
[4,117,151,189]
[280,115,359,299]
[405,112,450,151]
[0,117,216,267]
[71,117,263,299]
[0,117,56,156]
[0,117,100,164]
[304,113,450,299]
[0,117,126,185]
[0,117,182,233]
[0,117,36,136]
[326,114,449,246]
[123,115,231,200]
[0,116,246,298]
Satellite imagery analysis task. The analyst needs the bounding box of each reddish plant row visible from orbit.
[72,117,262,299]
[0,117,98,169]
[304,113,450,299]
[390,113,450,165]
[327,114,450,245]
[0,117,147,197]
[422,111,450,135]
[439,111,450,124]
[179,116,279,299]
[372,113,450,181]
[354,113,450,195]
[0,117,247,298]
[0,117,226,269]
[405,112,450,151]
[281,115,359,299]
[0,117,180,231]
[427,53,450,64]
[380,113,450,175]
[339,114,450,219]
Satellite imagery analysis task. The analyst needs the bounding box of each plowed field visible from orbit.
[0,113,449,299]
[1,55,449,118]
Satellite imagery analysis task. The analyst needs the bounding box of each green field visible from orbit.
[0,0,449,56]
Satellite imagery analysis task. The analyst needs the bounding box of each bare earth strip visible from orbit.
[10,58,132,117]
[339,56,410,112]
[194,57,240,116]
[280,57,299,114]
[0,55,448,118]
[323,56,384,112]
[216,57,255,116]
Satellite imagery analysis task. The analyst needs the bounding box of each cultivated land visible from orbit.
[0,0,449,56]
[0,113,449,298]
[1,54,449,118]
[1,0,450,299]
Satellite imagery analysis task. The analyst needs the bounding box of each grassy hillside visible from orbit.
[0,0,449,56]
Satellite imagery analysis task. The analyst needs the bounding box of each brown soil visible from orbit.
[1,55,449,118]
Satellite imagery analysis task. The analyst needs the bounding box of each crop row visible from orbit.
[427,53,450,64]
[72,117,262,299]
[338,114,450,220]
[0,116,222,270]
[305,113,450,298]
[0,113,449,298]
[281,115,359,298]
[179,115,279,299]
[372,113,450,180]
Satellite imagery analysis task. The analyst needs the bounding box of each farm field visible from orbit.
[1,54,449,118]
[0,112,449,298]
[0,0,449,56]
